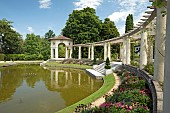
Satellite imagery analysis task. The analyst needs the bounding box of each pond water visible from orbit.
[0,65,103,113]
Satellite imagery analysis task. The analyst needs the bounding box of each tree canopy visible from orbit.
[0,18,23,54]
[100,18,120,40]
[45,30,55,39]
[62,7,102,44]
[125,14,134,33]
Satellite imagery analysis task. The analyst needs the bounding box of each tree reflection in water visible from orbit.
[0,65,103,113]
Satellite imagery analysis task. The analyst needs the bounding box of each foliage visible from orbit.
[0,54,5,61]
[131,43,135,61]
[0,18,23,54]
[144,64,154,75]
[77,71,152,113]
[125,14,134,33]
[62,7,102,44]
[58,44,66,58]
[130,60,139,67]
[105,57,111,69]
[45,30,55,39]
[100,18,120,40]
[93,56,97,65]
[4,54,44,61]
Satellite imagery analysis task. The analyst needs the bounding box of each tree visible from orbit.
[105,57,111,69]
[0,18,23,54]
[100,18,120,40]
[125,14,134,33]
[23,33,42,55]
[62,7,102,44]
[45,30,55,39]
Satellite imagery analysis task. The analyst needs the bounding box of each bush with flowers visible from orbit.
[75,70,152,113]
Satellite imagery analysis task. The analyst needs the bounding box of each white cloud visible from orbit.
[39,0,52,9]
[73,0,103,10]
[27,27,34,33]
[108,0,150,34]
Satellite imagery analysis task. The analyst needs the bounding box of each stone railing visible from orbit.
[122,64,157,113]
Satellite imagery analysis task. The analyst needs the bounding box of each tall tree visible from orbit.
[62,7,102,44]
[45,30,55,39]
[23,33,42,55]
[125,14,134,33]
[0,18,23,54]
[100,18,120,40]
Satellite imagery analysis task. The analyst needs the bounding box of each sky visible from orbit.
[0,0,151,39]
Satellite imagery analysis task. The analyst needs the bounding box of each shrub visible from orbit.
[93,57,97,65]
[105,57,111,69]
[144,64,154,75]
[0,54,5,61]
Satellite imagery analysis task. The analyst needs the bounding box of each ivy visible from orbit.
[152,0,167,17]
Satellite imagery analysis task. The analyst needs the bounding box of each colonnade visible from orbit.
[76,42,111,61]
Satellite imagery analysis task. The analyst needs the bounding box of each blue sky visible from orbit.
[0,0,151,39]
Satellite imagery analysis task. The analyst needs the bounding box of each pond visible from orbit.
[0,65,103,113]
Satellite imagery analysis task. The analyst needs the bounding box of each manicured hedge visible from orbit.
[4,54,48,61]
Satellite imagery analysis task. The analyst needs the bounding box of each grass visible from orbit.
[56,74,115,113]
[45,62,92,69]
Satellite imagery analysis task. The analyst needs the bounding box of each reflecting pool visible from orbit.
[0,65,103,113]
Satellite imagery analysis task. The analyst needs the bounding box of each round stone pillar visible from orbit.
[126,38,131,64]
[140,31,148,69]
[163,1,170,112]
[104,43,107,61]
[107,43,111,60]
[78,46,81,59]
[91,44,94,60]
[88,46,91,59]
[154,6,167,82]
[122,38,126,64]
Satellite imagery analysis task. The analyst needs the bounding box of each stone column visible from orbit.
[65,47,68,59]
[55,47,58,59]
[122,38,126,64]
[140,30,148,69]
[107,43,111,61]
[126,37,131,64]
[78,46,81,59]
[163,1,170,112]
[91,44,94,60]
[70,48,72,58]
[104,43,107,61]
[154,6,167,82]
[51,48,53,59]
[88,46,91,59]
[120,43,123,61]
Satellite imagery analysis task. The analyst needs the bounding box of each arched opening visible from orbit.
[58,43,66,58]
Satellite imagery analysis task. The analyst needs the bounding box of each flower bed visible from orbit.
[75,70,152,113]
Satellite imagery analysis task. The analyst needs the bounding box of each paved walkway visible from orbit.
[91,73,121,107]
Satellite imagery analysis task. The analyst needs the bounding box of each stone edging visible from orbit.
[91,73,121,107]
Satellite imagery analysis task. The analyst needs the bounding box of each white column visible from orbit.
[91,44,94,60]
[51,48,53,59]
[78,46,81,59]
[154,6,167,82]
[140,31,148,69]
[163,1,170,112]
[104,43,107,61]
[122,38,126,64]
[107,43,111,61]
[126,38,131,65]
[88,46,91,59]
[65,72,68,84]
[70,48,72,58]
[55,47,58,59]
[120,43,123,61]
[65,47,68,59]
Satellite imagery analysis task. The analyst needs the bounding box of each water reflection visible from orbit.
[0,65,103,113]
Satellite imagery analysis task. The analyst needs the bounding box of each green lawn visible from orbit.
[56,74,115,113]
[45,62,92,69]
